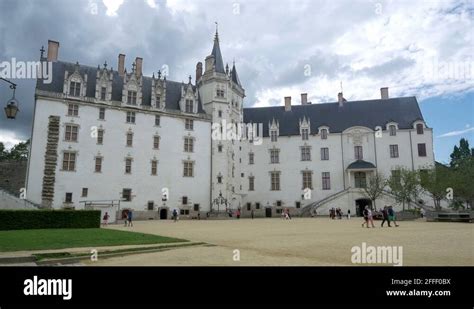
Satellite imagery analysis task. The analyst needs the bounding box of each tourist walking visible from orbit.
[286,208,292,220]
[388,206,399,227]
[347,209,351,220]
[236,208,241,219]
[102,212,110,226]
[381,206,391,227]
[366,207,375,228]
[172,209,178,222]
[251,209,254,219]
[124,211,129,227]
[361,206,372,228]
[127,210,133,227]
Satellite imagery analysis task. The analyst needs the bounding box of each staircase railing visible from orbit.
[300,188,350,217]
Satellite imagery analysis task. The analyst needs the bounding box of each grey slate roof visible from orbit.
[347,160,377,169]
[36,61,206,114]
[231,63,241,86]
[211,35,225,74]
[243,97,424,137]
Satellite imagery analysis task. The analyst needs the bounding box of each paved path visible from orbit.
[91,218,473,266]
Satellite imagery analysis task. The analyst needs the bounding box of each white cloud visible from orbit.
[146,0,157,9]
[102,0,124,16]
[437,127,474,138]
[0,130,25,150]
[166,0,196,15]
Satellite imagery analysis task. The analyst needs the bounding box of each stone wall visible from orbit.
[0,160,27,196]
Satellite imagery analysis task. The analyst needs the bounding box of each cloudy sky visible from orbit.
[0,0,472,163]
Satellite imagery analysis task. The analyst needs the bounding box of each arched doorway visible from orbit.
[355,199,372,216]
[159,208,168,220]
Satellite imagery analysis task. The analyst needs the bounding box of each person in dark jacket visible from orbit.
[388,206,399,227]
[381,206,391,227]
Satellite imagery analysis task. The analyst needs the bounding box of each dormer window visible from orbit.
[185,99,193,113]
[69,81,81,97]
[389,125,397,136]
[127,91,137,105]
[100,87,106,101]
[271,130,278,142]
[321,129,328,139]
[302,128,309,140]
[416,123,424,135]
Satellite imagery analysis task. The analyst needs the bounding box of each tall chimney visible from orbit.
[47,40,59,61]
[380,87,389,99]
[338,92,344,107]
[284,96,292,111]
[118,54,125,77]
[196,62,203,82]
[135,57,143,77]
[301,93,308,105]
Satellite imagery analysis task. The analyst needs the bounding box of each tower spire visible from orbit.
[215,22,219,41]
[210,24,225,74]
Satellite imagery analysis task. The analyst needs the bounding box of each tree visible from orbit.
[450,138,471,168]
[6,139,30,161]
[448,138,474,209]
[387,168,421,210]
[362,172,386,211]
[0,142,6,161]
[419,163,451,210]
[451,156,474,209]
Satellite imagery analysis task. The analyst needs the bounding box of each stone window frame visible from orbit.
[64,123,79,142]
[183,160,195,177]
[389,144,399,158]
[151,159,158,176]
[94,156,103,173]
[322,172,331,190]
[300,145,311,161]
[184,136,195,153]
[302,170,313,190]
[61,150,77,172]
[270,171,281,191]
[270,148,280,164]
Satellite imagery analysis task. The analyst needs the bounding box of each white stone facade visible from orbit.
[26,35,436,220]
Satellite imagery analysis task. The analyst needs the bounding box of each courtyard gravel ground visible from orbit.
[90,218,473,266]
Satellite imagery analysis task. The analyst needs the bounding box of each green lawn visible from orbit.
[0,228,187,252]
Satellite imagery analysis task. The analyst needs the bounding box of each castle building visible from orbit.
[26,32,435,221]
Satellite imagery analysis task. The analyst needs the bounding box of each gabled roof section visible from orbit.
[243,97,424,137]
[347,160,377,169]
[36,61,206,114]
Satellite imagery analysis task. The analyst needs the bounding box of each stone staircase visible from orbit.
[299,188,350,217]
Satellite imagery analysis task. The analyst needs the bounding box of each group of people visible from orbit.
[121,210,133,227]
[281,208,292,220]
[329,207,350,220]
[361,205,399,228]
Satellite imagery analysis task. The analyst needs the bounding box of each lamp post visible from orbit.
[1,78,19,119]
